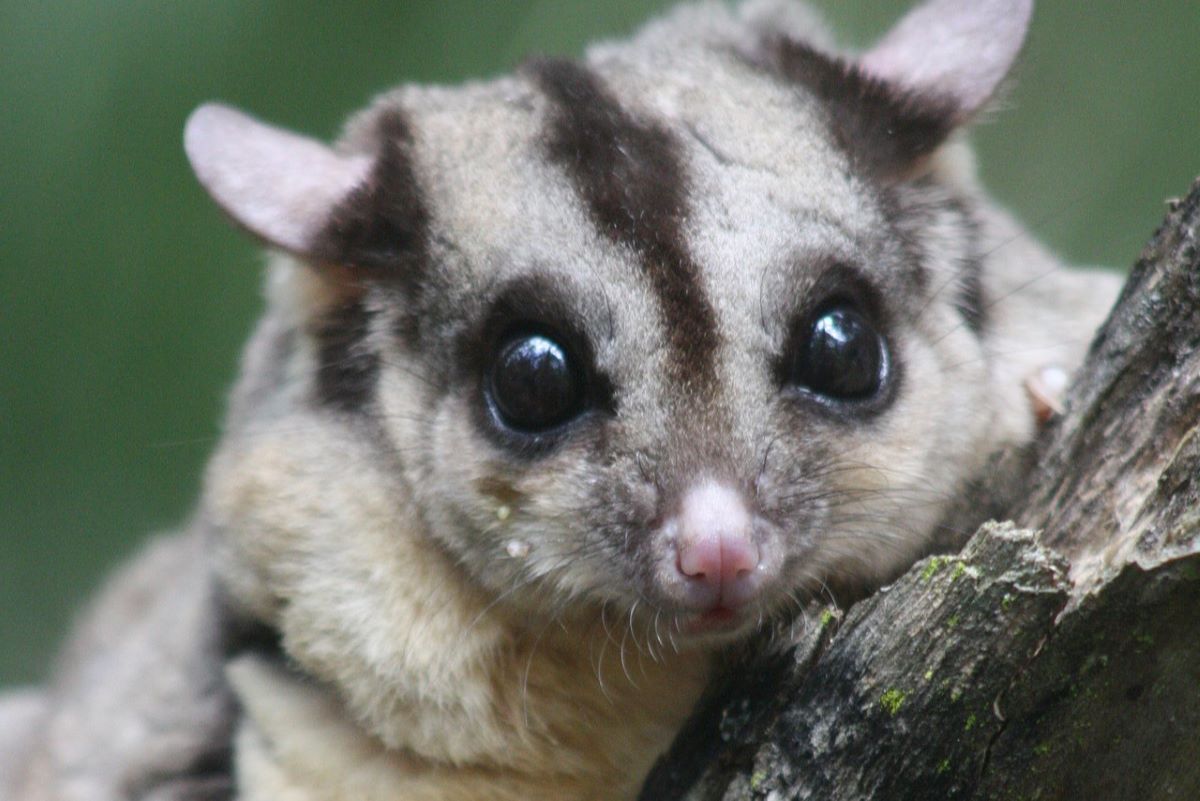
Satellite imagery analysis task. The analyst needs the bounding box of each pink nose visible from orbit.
[672,481,762,610]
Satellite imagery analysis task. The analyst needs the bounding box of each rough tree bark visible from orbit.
[640,177,1200,801]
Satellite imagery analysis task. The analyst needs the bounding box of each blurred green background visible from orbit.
[2,1,1198,686]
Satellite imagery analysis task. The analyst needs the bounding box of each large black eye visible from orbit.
[789,305,887,401]
[487,331,586,433]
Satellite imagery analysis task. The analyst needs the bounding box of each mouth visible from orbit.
[680,605,751,637]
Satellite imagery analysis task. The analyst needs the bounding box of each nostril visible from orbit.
[677,537,723,586]
[667,479,765,610]
[719,536,759,579]
[675,533,762,607]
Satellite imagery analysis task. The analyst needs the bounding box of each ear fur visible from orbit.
[184,103,372,258]
[859,0,1034,117]
[767,0,1033,180]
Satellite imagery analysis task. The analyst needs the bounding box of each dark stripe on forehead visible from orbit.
[307,107,431,410]
[758,37,958,180]
[530,58,720,390]
[310,108,431,295]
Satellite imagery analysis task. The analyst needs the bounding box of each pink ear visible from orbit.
[184,103,372,256]
[859,0,1033,119]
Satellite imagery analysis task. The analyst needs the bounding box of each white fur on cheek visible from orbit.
[206,410,713,799]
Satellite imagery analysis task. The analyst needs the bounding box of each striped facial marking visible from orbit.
[305,109,432,411]
[531,58,721,396]
[311,109,432,287]
[759,36,958,180]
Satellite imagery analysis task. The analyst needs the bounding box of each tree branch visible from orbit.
[641,177,1200,801]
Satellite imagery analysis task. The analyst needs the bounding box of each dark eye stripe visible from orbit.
[947,197,986,335]
[304,107,432,413]
[530,57,722,393]
[313,297,379,412]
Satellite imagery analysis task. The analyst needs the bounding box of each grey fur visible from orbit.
[1,2,1123,799]
[8,531,239,801]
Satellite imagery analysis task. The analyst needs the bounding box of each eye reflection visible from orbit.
[788,305,886,401]
[488,332,585,433]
